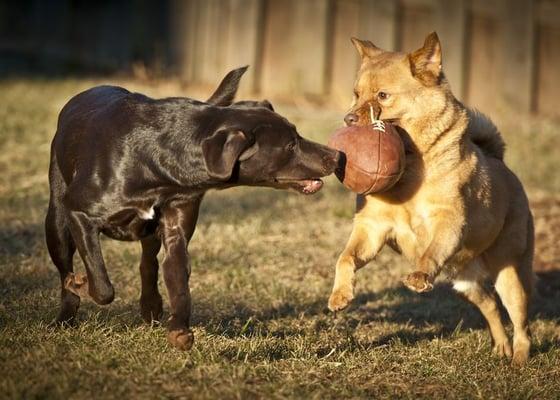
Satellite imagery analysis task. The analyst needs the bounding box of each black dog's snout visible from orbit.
[323,150,343,174]
[334,152,347,181]
[344,113,359,126]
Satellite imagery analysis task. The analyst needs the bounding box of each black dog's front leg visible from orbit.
[66,211,115,305]
[160,200,200,350]
[139,235,163,322]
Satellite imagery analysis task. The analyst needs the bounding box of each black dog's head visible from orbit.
[199,65,339,194]
[201,107,340,194]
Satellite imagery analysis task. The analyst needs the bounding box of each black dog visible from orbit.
[45,67,340,350]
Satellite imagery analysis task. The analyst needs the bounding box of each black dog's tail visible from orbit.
[467,108,506,160]
[206,66,249,106]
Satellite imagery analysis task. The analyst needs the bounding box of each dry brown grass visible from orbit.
[0,78,559,399]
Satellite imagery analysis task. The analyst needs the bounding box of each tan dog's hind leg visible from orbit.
[495,264,532,366]
[328,220,387,312]
[453,260,511,358]
[489,215,533,366]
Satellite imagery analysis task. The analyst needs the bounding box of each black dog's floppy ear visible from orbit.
[206,66,249,106]
[202,129,252,180]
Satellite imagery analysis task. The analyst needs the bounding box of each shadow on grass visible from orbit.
[194,284,482,340]
[0,223,44,259]
[3,277,558,360]
[197,281,560,351]
[2,222,558,356]
[534,270,560,322]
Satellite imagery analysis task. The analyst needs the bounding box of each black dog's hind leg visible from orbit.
[139,234,163,322]
[46,199,80,324]
[160,198,201,350]
[66,211,115,305]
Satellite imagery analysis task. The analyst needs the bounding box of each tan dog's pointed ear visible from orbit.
[351,37,382,59]
[409,32,443,85]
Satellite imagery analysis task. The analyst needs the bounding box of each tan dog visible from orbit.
[328,32,534,365]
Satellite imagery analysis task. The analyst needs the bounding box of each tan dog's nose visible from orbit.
[344,113,359,126]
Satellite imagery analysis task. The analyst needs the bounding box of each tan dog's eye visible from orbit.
[378,91,390,100]
[353,90,359,99]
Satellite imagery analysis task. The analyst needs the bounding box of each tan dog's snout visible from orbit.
[345,102,382,126]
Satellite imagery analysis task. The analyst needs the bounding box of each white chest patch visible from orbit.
[138,207,155,220]
[452,259,486,293]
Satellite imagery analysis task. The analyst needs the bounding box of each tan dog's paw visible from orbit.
[511,339,530,366]
[328,286,354,312]
[64,273,90,298]
[403,271,434,293]
[167,329,194,351]
[512,350,529,367]
[493,340,513,358]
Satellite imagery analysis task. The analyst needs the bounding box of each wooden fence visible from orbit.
[1,0,558,117]
[171,0,560,117]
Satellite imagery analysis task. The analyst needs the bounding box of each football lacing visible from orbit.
[372,119,385,132]
[369,104,385,132]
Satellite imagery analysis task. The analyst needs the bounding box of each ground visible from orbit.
[0,78,559,399]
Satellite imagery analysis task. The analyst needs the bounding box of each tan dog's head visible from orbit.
[345,32,456,145]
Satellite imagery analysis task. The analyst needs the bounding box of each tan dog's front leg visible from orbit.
[328,220,388,312]
[403,216,462,293]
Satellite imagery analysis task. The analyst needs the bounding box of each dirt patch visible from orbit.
[531,192,560,273]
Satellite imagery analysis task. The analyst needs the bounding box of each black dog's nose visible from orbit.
[344,113,359,126]
[323,150,343,174]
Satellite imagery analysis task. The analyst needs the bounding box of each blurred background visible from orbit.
[1,0,559,116]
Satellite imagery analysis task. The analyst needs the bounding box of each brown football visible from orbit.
[328,122,405,195]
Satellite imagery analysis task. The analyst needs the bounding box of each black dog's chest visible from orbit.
[101,208,159,241]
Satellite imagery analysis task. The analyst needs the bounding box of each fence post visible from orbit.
[435,0,467,100]
[292,0,331,96]
[360,0,398,51]
[500,0,535,113]
[329,0,361,106]
[535,1,560,116]
[261,0,330,97]
[223,0,263,93]
[170,0,199,82]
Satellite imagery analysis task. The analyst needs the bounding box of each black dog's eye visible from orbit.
[378,91,390,100]
[286,141,296,151]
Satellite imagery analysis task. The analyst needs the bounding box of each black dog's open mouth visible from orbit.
[274,178,324,194]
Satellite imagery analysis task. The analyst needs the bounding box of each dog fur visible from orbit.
[328,32,534,365]
[46,67,340,350]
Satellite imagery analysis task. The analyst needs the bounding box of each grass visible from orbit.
[0,77,559,399]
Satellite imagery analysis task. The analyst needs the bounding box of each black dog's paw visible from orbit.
[167,329,194,351]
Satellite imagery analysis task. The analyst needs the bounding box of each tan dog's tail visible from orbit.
[467,109,506,160]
